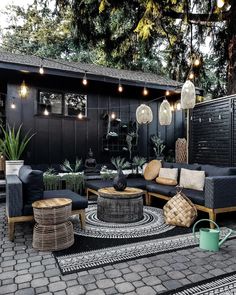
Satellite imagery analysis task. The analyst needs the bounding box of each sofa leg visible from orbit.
[80,210,86,229]
[86,189,89,199]
[8,218,15,241]
[145,192,149,206]
[209,209,216,228]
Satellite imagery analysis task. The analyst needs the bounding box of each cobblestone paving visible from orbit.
[1,203,236,295]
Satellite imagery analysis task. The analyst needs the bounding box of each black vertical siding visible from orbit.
[190,96,235,166]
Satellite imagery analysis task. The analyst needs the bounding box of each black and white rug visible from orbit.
[73,205,174,239]
[162,271,236,295]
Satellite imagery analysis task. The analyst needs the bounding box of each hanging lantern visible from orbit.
[159,99,172,126]
[181,80,196,109]
[19,80,29,99]
[136,104,153,124]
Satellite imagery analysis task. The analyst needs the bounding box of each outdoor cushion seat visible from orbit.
[170,188,205,206]
[23,189,88,215]
[86,178,147,191]
[146,181,175,196]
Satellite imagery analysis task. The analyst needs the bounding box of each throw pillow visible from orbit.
[19,166,44,205]
[156,177,177,186]
[144,160,162,180]
[179,168,205,191]
[159,168,178,181]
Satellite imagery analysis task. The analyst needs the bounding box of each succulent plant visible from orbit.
[132,156,146,173]
[111,156,130,171]
[60,158,82,173]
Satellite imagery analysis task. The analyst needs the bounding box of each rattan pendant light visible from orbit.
[136,104,153,124]
[159,99,172,125]
[181,80,196,109]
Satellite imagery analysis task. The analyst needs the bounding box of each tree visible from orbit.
[55,0,234,95]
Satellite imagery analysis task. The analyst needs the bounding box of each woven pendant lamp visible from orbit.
[181,80,196,109]
[136,104,153,124]
[159,99,172,126]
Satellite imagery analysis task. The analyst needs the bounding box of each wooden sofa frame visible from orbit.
[8,209,86,241]
[147,192,236,228]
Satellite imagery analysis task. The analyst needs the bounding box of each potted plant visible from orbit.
[111,156,130,191]
[150,133,165,160]
[132,156,146,175]
[0,124,34,176]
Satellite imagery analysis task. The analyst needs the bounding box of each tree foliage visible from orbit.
[0,0,234,96]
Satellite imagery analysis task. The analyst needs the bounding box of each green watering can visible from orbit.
[193,219,233,252]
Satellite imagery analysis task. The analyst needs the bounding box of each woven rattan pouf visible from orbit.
[32,198,74,251]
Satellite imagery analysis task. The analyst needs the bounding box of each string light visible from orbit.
[217,0,224,8]
[19,80,28,99]
[143,86,148,96]
[39,65,44,75]
[111,112,116,119]
[165,90,170,96]
[82,72,88,85]
[43,108,49,116]
[189,72,194,80]
[194,58,200,67]
[10,101,16,109]
[118,79,123,92]
[176,102,181,111]
[78,113,83,119]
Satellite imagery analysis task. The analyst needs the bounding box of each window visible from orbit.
[64,93,87,117]
[38,90,87,117]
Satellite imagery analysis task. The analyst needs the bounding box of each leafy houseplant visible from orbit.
[0,124,34,175]
[60,158,82,173]
[111,157,130,191]
[43,168,61,191]
[150,134,165,159]
[132,156,146,174]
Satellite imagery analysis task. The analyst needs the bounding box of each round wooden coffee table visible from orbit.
[32,198,74,251]
[97,187,144,223]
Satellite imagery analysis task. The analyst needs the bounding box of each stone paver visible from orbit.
[0,203,236,295]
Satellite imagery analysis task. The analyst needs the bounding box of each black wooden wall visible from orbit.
[4,70,185,165]
[189,95,236,166]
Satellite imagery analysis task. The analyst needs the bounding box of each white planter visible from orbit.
[5,160,24,176]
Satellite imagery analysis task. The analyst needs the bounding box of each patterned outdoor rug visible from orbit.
[162,271,236,295]
[53,205,234,275]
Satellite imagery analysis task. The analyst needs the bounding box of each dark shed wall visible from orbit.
[189,96,236,166]
[5,72,184,165]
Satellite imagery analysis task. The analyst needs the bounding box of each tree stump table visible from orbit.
[97,187,144,223]
[32,198,74,251]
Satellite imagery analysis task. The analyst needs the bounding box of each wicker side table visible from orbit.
[32,198,74,251]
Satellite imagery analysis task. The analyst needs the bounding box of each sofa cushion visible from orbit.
[86,178,147,191]
[162,162,174,168]
[156,177,177,186]
[146,181,175,196]
[178,188,205,206]
[159,168,178,181]
[200,164,236,176]
[19,166,44,205]
[172,163,201,171]
[23,189,88,215]
[179,168,205,191]
[144,160,162,180]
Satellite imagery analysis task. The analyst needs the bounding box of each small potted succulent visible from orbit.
[0,124,34,176]
[111,156,130,191]
[132,156,146,175]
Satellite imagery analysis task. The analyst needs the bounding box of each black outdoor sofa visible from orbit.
[6,165,88,241]
[86,162,236,227]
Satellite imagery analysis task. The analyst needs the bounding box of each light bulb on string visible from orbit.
[118,79,123,92]
[78,113,83,119]
[143,86,148,96]
[165,90,170,96]
[19,80,28,99]
[39,65,44,75]
[176,102,181,111]
[189,72,195,80]
[111,112,116,119]
[10,101,16,109]
[82,72,88,85]
[194,58,200,67]
[217,0,224,8]
[43,108,49,116]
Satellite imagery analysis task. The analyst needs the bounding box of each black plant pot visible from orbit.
[113,169,127,191]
